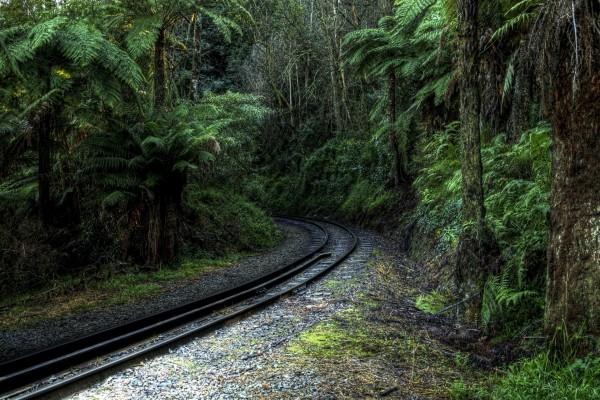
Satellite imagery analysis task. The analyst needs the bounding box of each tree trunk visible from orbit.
[456,0,492,321]
[154,26,168,108]
[188,14,202,102]
[387,69,406,187]
[38,110,53,225]
[329,56,344,133]
[545,12,600,337]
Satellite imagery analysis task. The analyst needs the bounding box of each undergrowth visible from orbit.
[259,137,396,220]
[413,122,551,334]
[0,185,282,325]
[183,185,282,255]
[487,352,600,400]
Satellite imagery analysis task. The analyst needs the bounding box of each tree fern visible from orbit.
[198,6,242,44]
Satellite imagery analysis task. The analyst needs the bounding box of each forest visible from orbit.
[1,0,599,398]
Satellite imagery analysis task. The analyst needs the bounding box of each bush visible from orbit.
[183,185,281,255]
[0,219,63,297]
[413,122,551,332]
[261,137,393,217]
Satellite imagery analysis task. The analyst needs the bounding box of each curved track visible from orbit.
[0,217,359,400]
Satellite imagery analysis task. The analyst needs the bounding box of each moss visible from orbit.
[324,279,342,290]
[287,321,393,359]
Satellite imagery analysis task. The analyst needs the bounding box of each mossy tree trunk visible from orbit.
[37,109,53,225]
[387,69,406,187]
[154,26,169,108]
[545,2,600,338]
[456,0,493,321]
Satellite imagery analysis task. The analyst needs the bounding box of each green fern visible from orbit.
[491,0,543,42]
[393,0,438,35]
[482,273,537,327]
[28,17,68,51]
[125,14,163,59]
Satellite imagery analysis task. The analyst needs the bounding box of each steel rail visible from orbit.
[0,217,358,400]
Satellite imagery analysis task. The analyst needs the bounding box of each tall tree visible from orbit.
[530,0,600,338]
[455,0,492,320]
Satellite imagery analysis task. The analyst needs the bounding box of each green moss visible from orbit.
[287,321,392,359]
[324,279,342,290]
[416,290,454,314]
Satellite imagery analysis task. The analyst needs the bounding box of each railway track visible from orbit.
[0,217,362,400]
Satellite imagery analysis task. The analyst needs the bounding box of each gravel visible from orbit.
[66,224,379,400]
[0,219,319,362]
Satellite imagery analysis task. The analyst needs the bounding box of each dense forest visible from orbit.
[1,0,599,397]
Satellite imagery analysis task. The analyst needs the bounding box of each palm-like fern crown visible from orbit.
[82,91,267,208]
[343,0,455,140]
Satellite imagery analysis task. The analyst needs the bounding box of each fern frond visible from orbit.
[198,7,241,43]
[393,0,438,35]
[28,16,67,51]
[100,190,132,208]
[96,39,145,89]
[57,22,102,66]
[125,14,163,59]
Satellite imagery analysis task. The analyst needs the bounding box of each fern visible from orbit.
[95,39,144,89]
[393,0,438,35]
[0,25,33,76]
[491,0,543,42]
[125,14,163,59]
[482,273,537,327]
[28,17,68,51]
[57,22,102,66]
[198,7,242,43]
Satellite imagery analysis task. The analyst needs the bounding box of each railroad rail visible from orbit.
[0,217,359,399]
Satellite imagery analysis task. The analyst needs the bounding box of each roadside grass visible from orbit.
[484,352,600,400]
[0,257,240,329]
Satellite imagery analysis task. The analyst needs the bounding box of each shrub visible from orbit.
[413,122,551,332]
[183,185,281,255]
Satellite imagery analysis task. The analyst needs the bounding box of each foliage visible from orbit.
[412,122,463,252]
[481,123,551,330]
[183,185,281,255]
[261,137,394,219]
[488,352,600,400]
[413,121,551,329]
[342,180,396,216]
